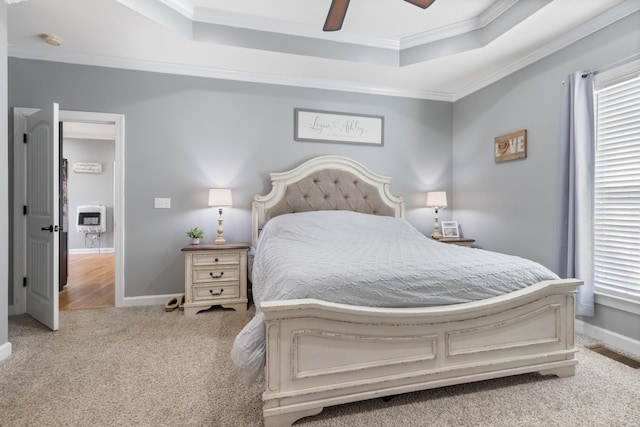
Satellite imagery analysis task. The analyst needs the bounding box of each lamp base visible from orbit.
[430,214,442,240]
[215,213,226,245]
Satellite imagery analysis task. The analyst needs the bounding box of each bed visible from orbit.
[232,155,582,427]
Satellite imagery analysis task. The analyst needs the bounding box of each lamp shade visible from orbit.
[426,191,447,209]
[208,188,233,208]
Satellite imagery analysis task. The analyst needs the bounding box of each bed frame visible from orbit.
[252,155,581,427]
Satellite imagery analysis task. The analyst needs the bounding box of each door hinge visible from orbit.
[23,133,28,143]
[23,277,27,287]
[23,205,27,215]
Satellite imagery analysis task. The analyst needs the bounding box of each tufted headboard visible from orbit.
[251,155,405,247]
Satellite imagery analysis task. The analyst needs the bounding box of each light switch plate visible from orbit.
[154,198,171,209]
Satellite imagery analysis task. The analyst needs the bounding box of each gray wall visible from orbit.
[6,10,637,349]
[452,12,640,341]
[8,60,452,297]
[63,138,115,250]
[1,3,9,351]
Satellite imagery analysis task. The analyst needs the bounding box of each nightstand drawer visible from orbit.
[192,251,240,266]
[192,282,240,301]
[192,266,240,284]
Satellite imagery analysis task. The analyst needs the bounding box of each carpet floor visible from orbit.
[1,306,639,427]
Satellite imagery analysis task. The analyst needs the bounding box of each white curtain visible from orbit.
[554,71,595,317]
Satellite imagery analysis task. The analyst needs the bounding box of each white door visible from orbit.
[26,103,60,331]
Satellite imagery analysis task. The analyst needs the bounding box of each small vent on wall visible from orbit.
[586,344,640,369]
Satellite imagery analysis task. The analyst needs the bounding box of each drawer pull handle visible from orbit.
[209,289,224,296]
[209,271,224,279]
[214,258,219,262]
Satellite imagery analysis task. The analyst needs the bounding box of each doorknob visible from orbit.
[41,225,55,232]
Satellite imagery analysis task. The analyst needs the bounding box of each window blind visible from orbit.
[594,74,640,301]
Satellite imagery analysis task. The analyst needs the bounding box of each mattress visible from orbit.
[232,210,559,385]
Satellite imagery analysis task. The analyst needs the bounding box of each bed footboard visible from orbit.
[260,279,581,427]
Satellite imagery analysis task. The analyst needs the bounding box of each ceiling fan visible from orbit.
[323,0,436,31]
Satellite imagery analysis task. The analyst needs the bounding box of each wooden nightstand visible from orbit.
[436,237,475,247]
[181,243,250,317]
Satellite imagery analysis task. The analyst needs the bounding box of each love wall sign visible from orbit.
[494,130,527,163]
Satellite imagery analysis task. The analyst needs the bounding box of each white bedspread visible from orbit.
[232,211,559,385]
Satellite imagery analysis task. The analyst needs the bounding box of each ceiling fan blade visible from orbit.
[404,0,436,9]
[323,0,350,32]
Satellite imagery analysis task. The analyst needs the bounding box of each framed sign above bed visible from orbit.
[294,108,384,146]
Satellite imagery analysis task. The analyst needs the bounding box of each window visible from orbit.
[594,70,640,303]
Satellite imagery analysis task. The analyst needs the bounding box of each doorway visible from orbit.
[59,253,115,310]
[11,108,125,325]
[59,122,116,310]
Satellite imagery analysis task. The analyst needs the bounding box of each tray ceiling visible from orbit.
[6,0,637,100]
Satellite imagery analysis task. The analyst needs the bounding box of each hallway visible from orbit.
[59,253,115,310]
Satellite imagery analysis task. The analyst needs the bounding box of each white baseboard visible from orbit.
[576,319,640,358]
[0,341,12,362]
[121,293,182,308]
[11,294,178,313]
[10,295,180,317]
[69,248,115,255]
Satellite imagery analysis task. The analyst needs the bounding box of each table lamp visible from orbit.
[426,191,447,239]
[208,188,233,245]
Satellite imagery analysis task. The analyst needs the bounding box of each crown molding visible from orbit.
[156,0,193,19]
[193,7,400,50]
[479,0,520,25]
[401,0,518,49]
[7,47,453,102]
[452,0,640,101]
[154,0,519,52]
[126,0,548,68]
[9,2,636,104]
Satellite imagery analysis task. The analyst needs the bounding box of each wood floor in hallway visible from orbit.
[59,253,115,310]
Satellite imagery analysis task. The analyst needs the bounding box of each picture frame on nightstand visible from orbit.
[441,221,459,238]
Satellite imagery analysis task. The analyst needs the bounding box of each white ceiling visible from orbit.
[6,0,639,101]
